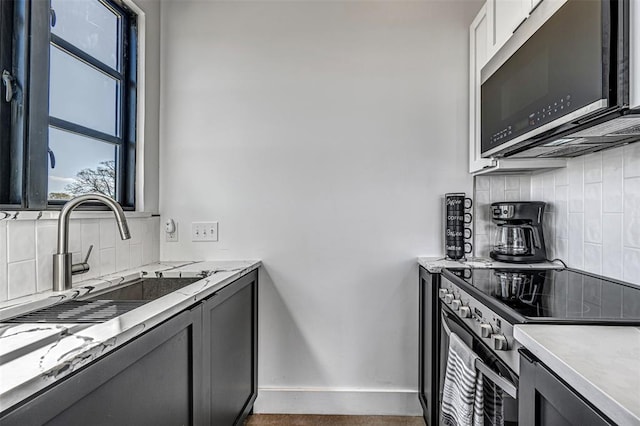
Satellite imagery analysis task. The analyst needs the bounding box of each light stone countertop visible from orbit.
[417,256,564,273]
[0,259,261,414]
[514,325,640,426]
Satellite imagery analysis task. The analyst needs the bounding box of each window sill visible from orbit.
[0,210,156,222]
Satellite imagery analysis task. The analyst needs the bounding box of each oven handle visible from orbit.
[441,312,518,399]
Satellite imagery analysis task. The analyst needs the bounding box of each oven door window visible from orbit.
[440,310,519,425]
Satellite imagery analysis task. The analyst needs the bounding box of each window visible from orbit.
[0,0,137,209]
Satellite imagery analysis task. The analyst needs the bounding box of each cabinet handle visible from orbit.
[530,0,543,15]
[512,16,528,34]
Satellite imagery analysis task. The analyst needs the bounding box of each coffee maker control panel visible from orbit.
[492,204,514,220]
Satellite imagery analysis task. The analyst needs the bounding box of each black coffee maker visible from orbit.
[490,201,547,263]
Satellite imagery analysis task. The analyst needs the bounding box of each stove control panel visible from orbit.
[439,276,520,374]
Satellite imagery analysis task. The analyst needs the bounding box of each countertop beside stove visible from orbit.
[417,256,564,273]
[515,325,640,426]
[0,259,261,414]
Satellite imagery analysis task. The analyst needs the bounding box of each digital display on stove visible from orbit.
[460,269,640,322]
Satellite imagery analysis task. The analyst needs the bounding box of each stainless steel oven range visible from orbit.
[436,267,640,425]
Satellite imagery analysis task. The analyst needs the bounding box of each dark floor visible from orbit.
[244,414,426,425]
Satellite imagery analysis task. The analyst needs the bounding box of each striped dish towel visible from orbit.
[441,332,484,426]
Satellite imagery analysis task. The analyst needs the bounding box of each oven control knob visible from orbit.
[444,294,454,304]
[480,323,493,338]
[451,299,462,311]
[459,306,471,318]
[438,289,448,299]
[491,334,508,351]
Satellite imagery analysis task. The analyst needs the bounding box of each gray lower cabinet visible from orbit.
[519,349,612,426]
[0,270,258,426]
[203,270,258,425]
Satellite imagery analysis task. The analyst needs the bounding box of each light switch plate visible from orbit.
[191,222,218,242]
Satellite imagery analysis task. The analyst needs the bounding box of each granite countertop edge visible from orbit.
[0,259,262,414]
[514,325,640,426]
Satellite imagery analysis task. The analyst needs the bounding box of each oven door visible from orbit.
[439,306,519,425]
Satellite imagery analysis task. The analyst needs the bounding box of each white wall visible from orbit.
[159,0,479,414]
[474,143,640,286]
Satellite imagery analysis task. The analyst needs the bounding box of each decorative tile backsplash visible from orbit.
[0,216,160,302]
[474,143,640,285]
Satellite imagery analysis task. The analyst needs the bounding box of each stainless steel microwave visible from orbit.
[481,0,640,159]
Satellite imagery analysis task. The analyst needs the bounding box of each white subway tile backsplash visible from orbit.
[602,214,623,280]
[624,177,640,217]
[0,222,7,302]
[474,144,637,281]
[519,175,531,200]
[568,156,584,213]
[505,176,520,191]
[100,248,116,275]
[602,149,623,213]
[568,213,584,268]
[584,152,603,183]
[583,243,602,275]
[543,173,555,212]
[584,183,602,244]
[623,216,640,249]
[623,247,640,285]
[531,174,544,201]
[623,143,640,178]
[555,238,568,262]
[555,167,568,187]
[128,219,142,245]
[36,222,57,293]
[504,190,520,201]
[476,176,491,191]
[1,216,159,301]
[69,221,82,254]
[7,221,35,263]
[130,244,143,269]
[8,260,36,299]
[490,176,506,201]
[99,219,116,249]
[555,186,569,239]
[115,238,131,272]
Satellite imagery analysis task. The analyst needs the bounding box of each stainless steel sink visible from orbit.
[3,277,202,324]
[83,277,202,302]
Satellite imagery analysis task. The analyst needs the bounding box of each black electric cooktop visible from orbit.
[445,268,640,325]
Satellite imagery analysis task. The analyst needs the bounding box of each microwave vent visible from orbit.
[568,116,640,138]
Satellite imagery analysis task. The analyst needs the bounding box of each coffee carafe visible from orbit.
[490,202,547,263]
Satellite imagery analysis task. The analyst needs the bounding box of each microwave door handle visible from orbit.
[440,312,518,399]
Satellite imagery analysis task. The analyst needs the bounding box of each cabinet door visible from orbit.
[1,308,202,426]
[469,4,496,174]
[203,270,258,426]
[418,267,441,426]
[487,0,529,57]
[519,350,613,426]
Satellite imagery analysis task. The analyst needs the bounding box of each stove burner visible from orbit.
[456,268,640,322]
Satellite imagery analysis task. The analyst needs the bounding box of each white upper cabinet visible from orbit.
[486,0,529,58]
[469,4,495,173]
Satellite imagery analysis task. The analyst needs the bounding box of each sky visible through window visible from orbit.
[47,0,120,199]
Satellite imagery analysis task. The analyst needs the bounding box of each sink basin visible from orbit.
[83,277,202,302]
[3,277,202,324]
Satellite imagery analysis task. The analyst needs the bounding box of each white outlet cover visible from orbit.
[166,223,179,242]
[191,222,218,242]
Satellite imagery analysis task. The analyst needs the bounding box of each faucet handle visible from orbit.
[83,245,94,264]
[71,245,94,276]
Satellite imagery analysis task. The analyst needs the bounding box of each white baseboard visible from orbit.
[253,387,423,416]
